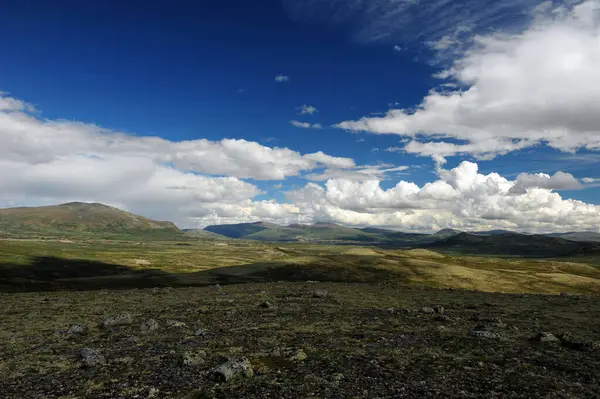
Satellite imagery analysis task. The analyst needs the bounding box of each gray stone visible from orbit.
[140,319,159,333]
[422,307,435,314]
[469,327,501,339]
[195,328,209,337]
[211,357,254,381]
[166,320,187,328]
[100,313,133,329]
[80,347,106,367]
[67,324,86,335]
[532,332,560,343]
[434,305,445,314]
[313,290,328,298]
[182,350,206,367]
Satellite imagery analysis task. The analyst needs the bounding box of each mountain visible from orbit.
[431,228,462,238]
[0,202,180,238]
[204,221,383,243]
[546,232,600,242]
[425,232,600,257]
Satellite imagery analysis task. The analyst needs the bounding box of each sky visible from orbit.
[1,0,600,233]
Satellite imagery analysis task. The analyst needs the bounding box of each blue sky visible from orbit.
[1,0,599,232]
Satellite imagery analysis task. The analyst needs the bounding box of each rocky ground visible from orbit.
[1,282,599,398]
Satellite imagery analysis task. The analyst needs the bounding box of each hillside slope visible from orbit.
[426,232,600,257]
[0,202,180,238]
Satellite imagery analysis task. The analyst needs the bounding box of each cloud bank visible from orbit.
[336,0,600,161]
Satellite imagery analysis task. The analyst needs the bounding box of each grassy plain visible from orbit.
[1,237,600,295]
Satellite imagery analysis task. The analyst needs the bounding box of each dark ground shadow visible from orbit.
[0,256,177,292]
[0,255,410,293]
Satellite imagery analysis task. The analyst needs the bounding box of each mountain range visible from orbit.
[1,202,599,257]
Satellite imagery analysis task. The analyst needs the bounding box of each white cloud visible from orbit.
[0,92,352,181]
[0,91,357,227]
[306,164,409,181]
[275,74,290,82]
[290,120,323,129]
[337,1,600,161]
[583,177,599,183]
[297,104,318,115]
[288,161,600,233]
[393,45,402,52]
[509,171,583,194]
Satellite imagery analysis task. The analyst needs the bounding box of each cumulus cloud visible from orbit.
[583,177,600,183]
[337,1,600,161]
[0,92,351,181]
[288,161,600,233]
[297,104,318,115]
[275,74,290,82]
[509,172,583,194]
[290,120,322,129]
[0,91,353,227]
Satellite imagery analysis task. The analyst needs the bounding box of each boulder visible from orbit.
[140,319,159,333]
[211,357,254,382]
[531,332,560,343]
[67,324,86,335]
[80,347,106,367]
[100,313,133,329]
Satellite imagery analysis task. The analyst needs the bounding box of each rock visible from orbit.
[67,324,86,335]
[213,284,223,292]
[182,350,206,367]
[100,313,133,329]
[284,348,307,362]
[557,332,599,352]
[165,320,187,328]
[195,328,209,337]
[434,315,451,322]
[140,319,159,333]
[531,332,560,343]
[80,347,106,367]
[469,326,501,339]
[259,301,274,309]
[434,305,445,314]
[211,357,254,382]
[422,307,435,314]
[385,308,395,314]
[313,289,328,298]
[147,387,160,398]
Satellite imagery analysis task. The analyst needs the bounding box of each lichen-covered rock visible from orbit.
[469,326,501,339]
[140,318,159,333]
[211,357,254,381]
[100,313,133,329]
[422,307,435,314]
[313,289,328,298]
[80,347,106,367]
[434,305,445,314]
[195,328,209,337]
[165,319,187,328]
[182,350,206,367]
[67,324,86,335]
[531,332,560,343]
